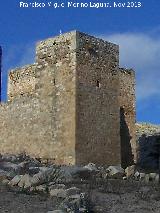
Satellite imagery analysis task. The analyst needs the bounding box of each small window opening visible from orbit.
[96,80,101,88]
[53,79,56,86]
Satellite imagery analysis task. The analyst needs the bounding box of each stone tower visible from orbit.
[0,31,136,167]
[36,31,121,165]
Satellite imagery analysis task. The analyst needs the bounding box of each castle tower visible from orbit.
[0,31,136,167]
[36,31,121,165]
[0,46,2,102]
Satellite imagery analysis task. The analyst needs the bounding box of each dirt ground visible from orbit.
[1,180,160,213]
[0,184,58,213]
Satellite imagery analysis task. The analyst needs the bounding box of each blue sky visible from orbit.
[0,0,160,124]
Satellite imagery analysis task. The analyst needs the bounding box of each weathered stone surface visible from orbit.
[0,169,14,179]
[61,191,87,212]
[18,174,32,188]
[67,166,97,180]
[1,154,17,162]
[125,165,136,178]
[83,163,98,171]
[134,171,139,180]
[2,178,10,185]
[136,123,160,137]
[28,166,40,175]
[9,175,23,186]
[35,184,47,192]
[65,187,81,196]
[106,165,124,178]
[119,69,136,167]
[144,174,150,183]
[0,169,9,176]
[139,173,145,180]
[0,162,18,171]
[29,167,64,186]
[155,174,159,183]
[48,183,66,191]
[149,173,157,180]
[0,31,136,167]
[49,188,66,198]
[136,123,160,171]
[8,65,37,102]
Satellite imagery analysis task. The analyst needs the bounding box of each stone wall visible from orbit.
[8,64,37,102]
[119,68,136,167]
[35,31,77,164]
[0,31,136,166]
[76,32,121,165]
[0,97,39,155]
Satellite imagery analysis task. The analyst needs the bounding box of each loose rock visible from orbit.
[18,174,32,188]
[125,165,135,178]
[106,165,124,178]
[9,175,23,186]
[65,187,81,197]
[49,188,66,198]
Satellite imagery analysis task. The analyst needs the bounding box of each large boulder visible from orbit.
[83,163,98,171]
[9,175,23,186]
[1,154,17,162]
[31,166,64,186]
[0,161,29,175]
[125,165,136,178]
[106,165,124,178]
[61,164,98,181]
[18,174,32,188]
[0,162,18,172]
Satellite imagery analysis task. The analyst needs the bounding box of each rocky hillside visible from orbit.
[136,123,160,137]
[136,123,160,171]
[0,153,160,212]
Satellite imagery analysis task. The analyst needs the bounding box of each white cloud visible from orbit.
[100,33,160,102]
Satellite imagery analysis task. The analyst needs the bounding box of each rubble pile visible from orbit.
[0,153,160,212]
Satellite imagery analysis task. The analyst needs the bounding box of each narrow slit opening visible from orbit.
[96,80,100,88]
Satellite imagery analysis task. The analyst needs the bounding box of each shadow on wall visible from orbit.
[120,107,134,168]
[138,134,160,172]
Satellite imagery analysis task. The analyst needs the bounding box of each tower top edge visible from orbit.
[36,30,119,49]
